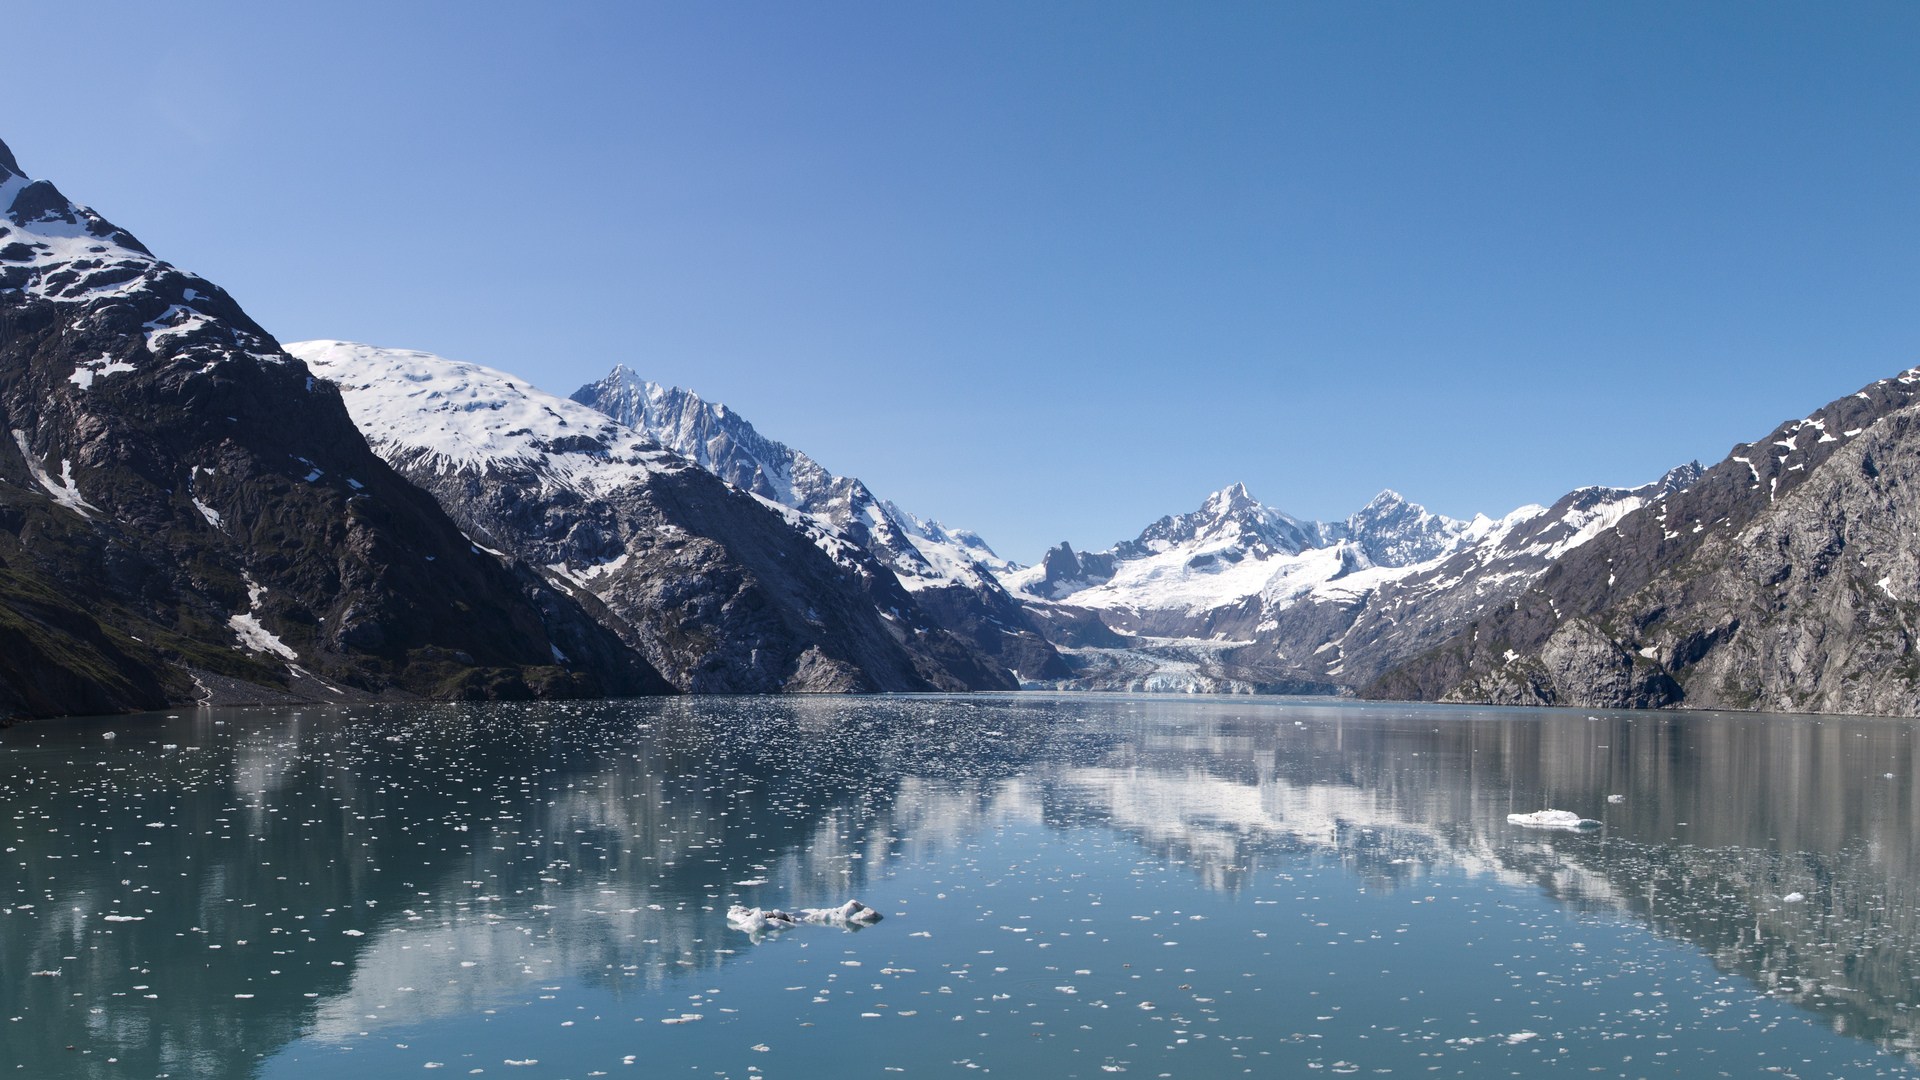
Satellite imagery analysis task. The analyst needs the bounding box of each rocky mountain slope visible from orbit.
[291,342,1018,694]
[1365,369,1920,715]
[1001,469,1701,694]
[571,366,1067,680]
[0,137,664,719]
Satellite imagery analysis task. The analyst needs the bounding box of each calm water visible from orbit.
[4,696,1920,1080]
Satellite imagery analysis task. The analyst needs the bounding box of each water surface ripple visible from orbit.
[3,695,1917,1079]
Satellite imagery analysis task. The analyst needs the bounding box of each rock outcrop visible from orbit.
[1367,369,1920,715]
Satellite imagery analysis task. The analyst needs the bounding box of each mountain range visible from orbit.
[287,342,1018,694]
[5,133,1919,718]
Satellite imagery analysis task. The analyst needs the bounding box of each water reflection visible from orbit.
[1,696,1917,1077]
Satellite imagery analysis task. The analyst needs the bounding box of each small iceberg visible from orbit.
[1782,892,1805,904]
[727,901,883,939]
[1606,794,1625,803]
[1507,809,1602,830]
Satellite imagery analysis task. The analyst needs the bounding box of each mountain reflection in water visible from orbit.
[1,696,1916,1077]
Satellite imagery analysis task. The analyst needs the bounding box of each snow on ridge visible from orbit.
[1003,471,1688,636]
[573,364,1014,596]
[0,169,161,303]
[287,341,678,496]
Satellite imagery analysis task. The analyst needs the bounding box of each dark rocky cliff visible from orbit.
[1366,370,1920,715]
[0,138,668,718]
[571,365,1068,682]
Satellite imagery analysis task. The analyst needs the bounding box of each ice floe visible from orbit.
[726,900,883,939]
[1506,809,1601,830]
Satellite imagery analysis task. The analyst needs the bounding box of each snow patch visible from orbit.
[11,430,99,518]
[228,575,298,660]
[67,354,137,389]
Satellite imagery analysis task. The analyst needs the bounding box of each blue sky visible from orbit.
[10,2,1917,561]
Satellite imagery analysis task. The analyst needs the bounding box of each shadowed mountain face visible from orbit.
[1367,368,1920,715]
[294,343,1017,694]
[571,366,1069,682]
[0,138,666,718]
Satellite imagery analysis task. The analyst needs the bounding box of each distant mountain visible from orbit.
[1000,467,1701,694]
[0,137,662,719]
[1367,369,1920,715]
[293,343,1018,693]
[571,366,1067,681]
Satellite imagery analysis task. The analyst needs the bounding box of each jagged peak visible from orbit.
[1655,460,1705,494]
[1198,481,1261,516]
[0,137,20,181]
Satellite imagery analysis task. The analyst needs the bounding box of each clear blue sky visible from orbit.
[10,2,1916,562]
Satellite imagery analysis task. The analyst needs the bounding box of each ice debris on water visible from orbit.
[727,900,883,939]
[1606,794,1625,803]
[1783,892,1806,903]
[1507,809,1602,830]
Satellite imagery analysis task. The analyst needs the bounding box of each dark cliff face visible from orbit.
[0,138,668,718]
[572,365,1068,682]
[1366,371,1920,715]
[391,449,1017,694]
[295,342,1017,694]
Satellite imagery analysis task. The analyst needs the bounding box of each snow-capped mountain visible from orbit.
[0,136,659,718]
[291,342,1018,694]
[1001,466,1702,694]
[571,365,1066,681]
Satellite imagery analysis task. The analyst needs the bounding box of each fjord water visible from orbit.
[4,698,1919,1079]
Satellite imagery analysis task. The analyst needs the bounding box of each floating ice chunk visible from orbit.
[1505,1030,1537,1044]
[809,900,883,924]
[727,900,883,939]
[1605,794,1624,803]
[1506,809,1601,830]
[102,731,116,740]
[1782,892,1805,904]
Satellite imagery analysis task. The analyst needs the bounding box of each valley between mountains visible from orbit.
[5,136,1919,718]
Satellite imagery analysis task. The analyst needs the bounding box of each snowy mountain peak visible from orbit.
[1128,483,1321,557]
[1,144,163,300]
[1343,489,1477,568]
[572,366,825,510]
[288,342,679,495]
[1203,481,1259,515]
[572,365,1022,595]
